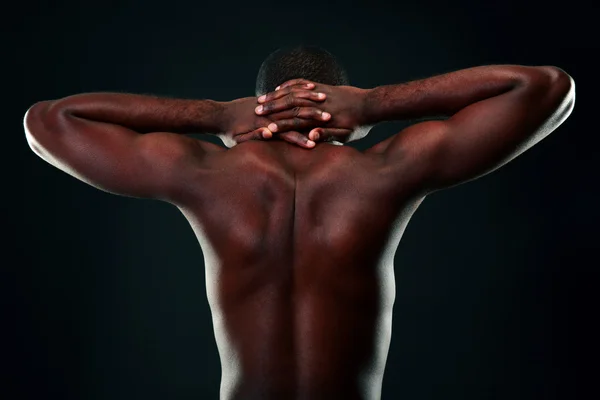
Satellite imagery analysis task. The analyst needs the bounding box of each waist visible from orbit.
[224,379,381,400]
[210,274,394,400]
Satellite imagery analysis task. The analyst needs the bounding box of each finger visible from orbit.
[278,131,316,149]
[308,128,354,142]
[266,116,329,134]
[276,78,316,91]
[292,90,326,102]
[234,127,273,144]
[257,89,325,111]
[257,85,320,105]
[256,94,327,116]
[268,107,331,122]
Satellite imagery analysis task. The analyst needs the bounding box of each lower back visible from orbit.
[212,257,395,400]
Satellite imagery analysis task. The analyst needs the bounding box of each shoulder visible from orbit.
[135,134,225,203]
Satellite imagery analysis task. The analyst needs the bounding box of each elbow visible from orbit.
[531,66,575,100]
[24,100,69,132]
[540,65,574,91]
[25,100,52,122]
[523,66,575,114]
[24,100,62,155]
[537,65,571,81]
[543,66,576,114]
[24,101,50,142]
[529,66,576,130]
[24,100,56,131]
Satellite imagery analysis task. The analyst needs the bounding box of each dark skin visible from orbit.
[24,65,574,399]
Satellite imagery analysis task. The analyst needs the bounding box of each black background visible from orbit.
[5,0,597,399]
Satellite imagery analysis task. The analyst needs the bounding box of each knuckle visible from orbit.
[277,120,288,130]
[290,89,302,97]
[284,120,295,130]
[292,106,301,117]
[285,96,293,108]
[297,107,310,118]
[299,108,312,119]
[292,96,306,106]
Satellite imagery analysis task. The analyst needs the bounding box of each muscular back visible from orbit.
[24,64,573,400]
[176,139,425,399]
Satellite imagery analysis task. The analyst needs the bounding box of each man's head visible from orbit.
[255,45,349,97]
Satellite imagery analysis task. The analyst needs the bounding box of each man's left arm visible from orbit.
[24,93,224,202]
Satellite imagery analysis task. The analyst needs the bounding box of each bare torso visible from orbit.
[174,139,425,399]
[23,64,572,400]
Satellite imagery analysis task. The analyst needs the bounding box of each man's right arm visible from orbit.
[362,65,575,193]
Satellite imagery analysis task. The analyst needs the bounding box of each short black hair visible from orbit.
[255,45,349,96]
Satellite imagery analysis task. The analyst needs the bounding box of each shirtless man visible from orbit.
[24,45,575,399]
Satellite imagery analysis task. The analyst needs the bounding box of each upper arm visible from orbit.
[24,101,205,202]
[377,67,575,194]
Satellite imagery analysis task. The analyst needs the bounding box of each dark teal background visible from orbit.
[6,0,596,399]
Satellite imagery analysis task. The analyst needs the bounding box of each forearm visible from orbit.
[42,92,225,134]
[362,65,546,124]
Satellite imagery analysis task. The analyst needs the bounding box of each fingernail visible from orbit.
[305,83,314,88]
[314,132,320,140]
[268,123,278,132]
[258,95,266,103]
[262,129,272,138]
[255,105,263,114]
[275,86,281,91]
[307,140,316,147]
[317,93,325,99]
[322,112,330,119]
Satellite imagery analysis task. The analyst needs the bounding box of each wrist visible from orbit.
[359,87,378,126]
[201,99,227,134]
